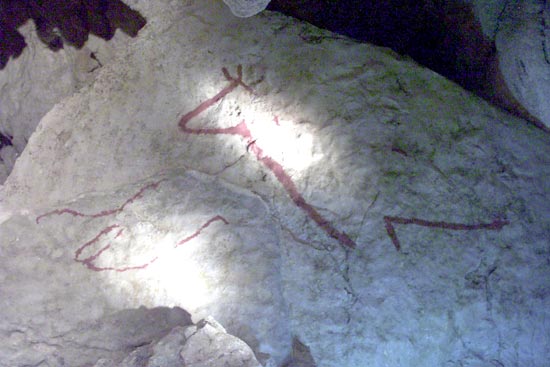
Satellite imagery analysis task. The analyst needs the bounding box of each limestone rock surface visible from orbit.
[222,0,271,17]
[0,169,288,365]
[485,0,550,129]
[267,0,550,129]
[0,0,149,183]
[90,316,261,367]
[1,1,550,366]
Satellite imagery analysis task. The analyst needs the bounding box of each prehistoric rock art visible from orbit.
[178,65,513,253]
[178,65,357,249]
[36,180,228,272]
[383,215,510,251]
[36,180,166,223]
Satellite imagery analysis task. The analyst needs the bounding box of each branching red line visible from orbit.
[179,65,252,129]
[383,215,510,251]
[74,224,156,272]
[178,66,356,249]
[74,215,228,272]
[74,224,121,261]
[36,180,166,224]
[251,144,357,248]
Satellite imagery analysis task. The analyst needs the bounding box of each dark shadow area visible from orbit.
[267,0,545,129]
[282,336,317,367]
[0,131,13,150]
[0,0,146,69]
[57,306,193,365]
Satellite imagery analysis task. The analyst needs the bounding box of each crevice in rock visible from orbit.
[493,0,511,41]
[0,131,13,151]
[541,0,550,65]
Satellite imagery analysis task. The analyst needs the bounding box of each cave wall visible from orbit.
[266,0,550,129]
[1,1,549,366]
[1,0,549,185]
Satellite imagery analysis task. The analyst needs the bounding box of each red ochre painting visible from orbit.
[383,216,509,251]
[36,180,228,272]
[178,65,509,252]
[179,65,357,249]
[35,65,511,272]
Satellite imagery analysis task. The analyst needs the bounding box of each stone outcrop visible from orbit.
[0,0,146,69]
[94,315,262,367]
[0,302,261,367]
[1,1,549,366]
[2,0,549,185]
[267,0,550,130]
[486,0,550,130]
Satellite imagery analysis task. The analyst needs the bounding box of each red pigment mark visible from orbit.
[74,215,228,272]
[73,224,157,272]
[178,64,253,126]
[36,180,229,272]
[35,180,166,224]
[179,65,356,249]
[383,215,509,251]
[175,215,229,247]
[391,146,408,156]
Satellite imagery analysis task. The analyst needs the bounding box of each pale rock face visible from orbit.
[179,317,262,367]
[494,1,550,127]
[0,170,289,365]
[0,9,135,183]
[222,0,272,17]
[99,316,262,367]
[1,1,550,367]
[0,0,154,184]
[469,0,550,128]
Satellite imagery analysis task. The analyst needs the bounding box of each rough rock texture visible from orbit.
[267,0,550,130]
[0,300,259,367]
[1,1,550,366]
[0,0,145,183]
[0,305,193,366]
[483,0,550,130]
[177,317,262,367]
[0,170,288,365]
[91,316,262,367]
[2,0,549,184]
[222,0,271,17]
[0,0,146,69]
[0,0,148,183]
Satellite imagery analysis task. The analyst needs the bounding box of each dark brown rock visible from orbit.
[0,0,146,69]
[267,0,545,129]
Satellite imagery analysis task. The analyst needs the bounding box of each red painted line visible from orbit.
[73,224,157,272]
[383,215,509,251]
[36,179,230,272]
[178,65,356,249]
[74,215,229,272]
[175,215,229,247]
[74,224,121,261]
[250,144,356,248]
[36,180,166,224]
[179,65,252,131]
[391,146,408,156]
